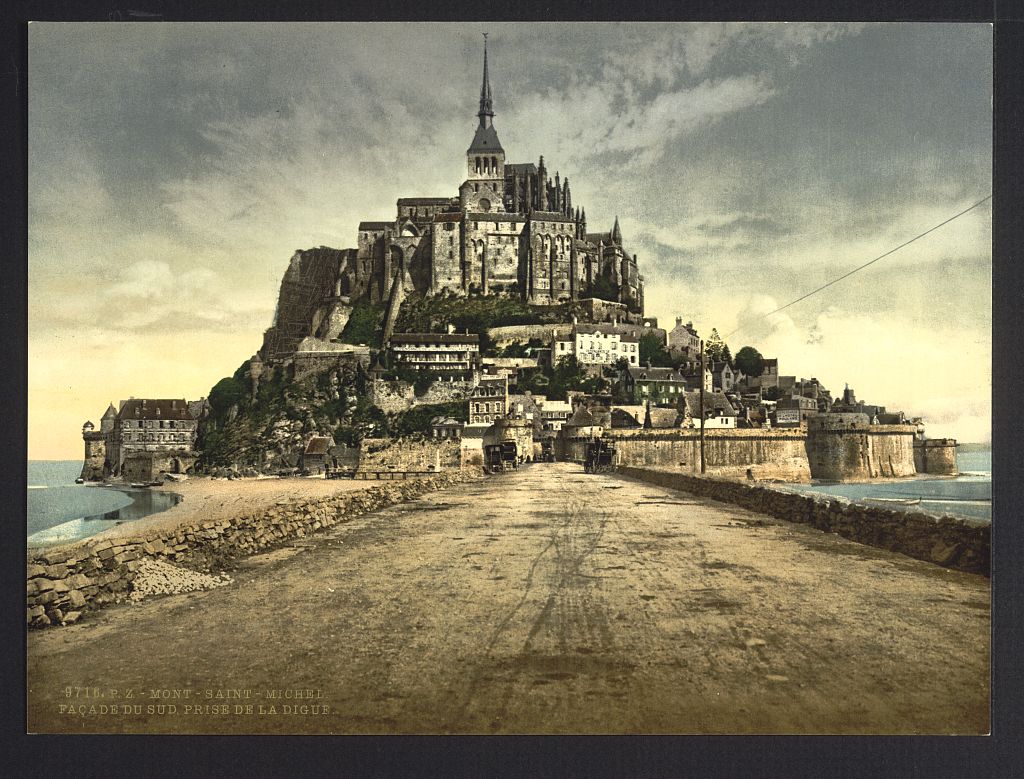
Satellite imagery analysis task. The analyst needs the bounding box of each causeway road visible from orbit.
[27,462,990,734]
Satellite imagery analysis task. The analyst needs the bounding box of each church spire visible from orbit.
[478,33,494,128]
[612,215,622,246]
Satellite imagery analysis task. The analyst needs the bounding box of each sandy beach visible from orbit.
[87,477,377,544]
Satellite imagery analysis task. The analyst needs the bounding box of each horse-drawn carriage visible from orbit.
[540,439,555,463]
[484,441,520,473]
[583,438,616,473]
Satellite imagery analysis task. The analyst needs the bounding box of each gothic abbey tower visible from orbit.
[349,37,644,311]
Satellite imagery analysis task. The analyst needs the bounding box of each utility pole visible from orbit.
[699,339,706,474]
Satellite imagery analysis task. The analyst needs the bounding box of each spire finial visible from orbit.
[478,33,494,127]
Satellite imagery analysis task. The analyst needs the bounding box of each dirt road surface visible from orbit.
[27,463,990,734]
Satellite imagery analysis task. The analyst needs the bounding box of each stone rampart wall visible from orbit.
[914,439,959,476]
[26,471,478,628]
[367,379,474,414]
[122,451,197,482]
[359,437,462,471]
[618,466,988,576]
[807,425,917,480]
[487,324,562,347]
[80,433,106,481]
[563,429,812,481]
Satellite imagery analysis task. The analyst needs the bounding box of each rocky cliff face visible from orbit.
[197,361,366,472]
[258,246,358,361]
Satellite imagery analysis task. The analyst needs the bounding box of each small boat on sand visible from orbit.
[863,497,921,506]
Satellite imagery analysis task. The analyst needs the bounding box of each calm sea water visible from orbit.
[780,449,992,522]
[27,461,181,548]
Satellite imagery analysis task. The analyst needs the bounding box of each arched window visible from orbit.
[475,157,481,173]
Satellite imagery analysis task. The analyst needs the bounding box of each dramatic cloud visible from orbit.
[28,22,991,457]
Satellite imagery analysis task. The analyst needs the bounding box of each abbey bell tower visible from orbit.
[461,34,505,214]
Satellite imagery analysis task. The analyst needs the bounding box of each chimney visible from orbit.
[676,316,682,326]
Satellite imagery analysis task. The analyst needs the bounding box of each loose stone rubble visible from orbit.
[129,558,233,602]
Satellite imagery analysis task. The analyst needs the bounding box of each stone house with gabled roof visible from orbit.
[619,365,689,405]
[683,390,739,428]
[83,398,199,481]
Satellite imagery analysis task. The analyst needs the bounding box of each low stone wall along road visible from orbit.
[27,463,989,734]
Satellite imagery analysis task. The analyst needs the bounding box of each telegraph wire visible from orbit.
[723,194,992,340]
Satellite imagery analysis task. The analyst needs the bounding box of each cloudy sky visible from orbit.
[28,22,991,458]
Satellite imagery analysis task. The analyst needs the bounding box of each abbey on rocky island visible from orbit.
[350,37,644,312]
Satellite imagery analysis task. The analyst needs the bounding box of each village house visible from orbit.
[711,361,744,392]
[667,317,701,359]
[480,355,539,386]
[535,396,573,431]
[302,434,335,474]
[387,332,480,379]
[684,390,739,428]
[468,375,509,424]
[619,365,689,405]
[430,416,463,440]
[552,322,641,371]
[774,395,819,428]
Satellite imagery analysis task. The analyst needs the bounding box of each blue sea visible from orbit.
[780,449,992,523]
[27,461,182,548]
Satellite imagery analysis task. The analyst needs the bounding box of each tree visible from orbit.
[639,332,673,367]
[734,345,765,378]
[721,344,732,364]
[547,355,588,400]
[704,328,726,362]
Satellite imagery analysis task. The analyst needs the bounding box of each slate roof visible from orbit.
[397,197,452,205]
[683,391,738,417]
[566,407,597,427]
[467,124,504,153]
[648,407,686,428]
[610,408,642,428]
[304,435,334,456]
[625,366,686,382]
[117,399,193,421]
[358,221,390,231]
[430,416,463,427]
[390,333,480,345]
[505,163,538,175]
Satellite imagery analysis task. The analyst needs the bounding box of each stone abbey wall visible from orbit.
[619,467,989,576]
[26,471,478,628]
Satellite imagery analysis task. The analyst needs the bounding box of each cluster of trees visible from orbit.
[696,328,767,379]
